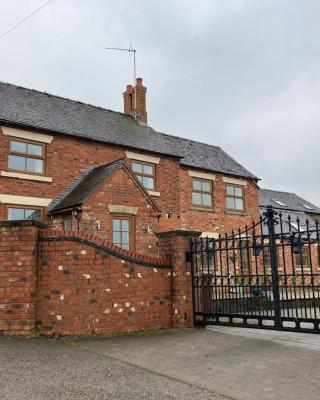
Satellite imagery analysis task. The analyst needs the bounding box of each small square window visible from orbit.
[7,207,41,221]
[226,185,244,211]
[192,178,213,207]
[8,138,45,175]
[112,217,133,250]
[131,161,155,190]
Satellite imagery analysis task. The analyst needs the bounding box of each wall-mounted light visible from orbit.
[166,210,173,219]
[291,235,302,254]
[253,241,263,256]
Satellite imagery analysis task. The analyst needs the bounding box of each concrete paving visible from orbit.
[73,328,320,400]
[0,335,226,400]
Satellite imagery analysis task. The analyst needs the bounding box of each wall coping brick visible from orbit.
[0,219,48,229]
[156,229,202,238]
[40,230,171,268]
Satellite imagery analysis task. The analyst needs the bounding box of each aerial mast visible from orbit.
[106,45,137,119]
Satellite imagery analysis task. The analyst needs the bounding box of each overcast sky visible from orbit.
[1,0,319,204]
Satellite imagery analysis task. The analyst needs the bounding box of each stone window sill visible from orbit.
[190,205,216,213]
[148,190,160,197]
[1,170,52,183]
[224,209,248,216]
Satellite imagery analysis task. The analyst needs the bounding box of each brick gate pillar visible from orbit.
[0,220,45,336]
[157,230,201,328]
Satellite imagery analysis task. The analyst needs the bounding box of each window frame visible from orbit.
[63,216,72,231]
[295,245,311,268]
[111,215,135,251]
[131,160,156,190]
[226,184,245,211]
[238,239,251,271]
[191,178,213,208]
[6,204,43,222]
[7,137,46,176]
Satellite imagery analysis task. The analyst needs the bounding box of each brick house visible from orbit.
[259,188,320,275]
[0,78,259,257]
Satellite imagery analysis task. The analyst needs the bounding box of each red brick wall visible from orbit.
[37,234,172,335]
[0,125,259,239]
[0,222,39,336]
[179,167,259,235]
[78,166,161,256]
[0,222,197,336]
[0,127,181,232]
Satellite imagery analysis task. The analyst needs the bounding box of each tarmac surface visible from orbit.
[1,327,320,400]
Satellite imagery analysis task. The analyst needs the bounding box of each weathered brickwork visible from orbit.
[52,166,162,257]
[179,167,260,235]
[0,222,40,336]
[0,222,195,336]
[37,238,171,335]
[0,127,181,233]
[0,124,259,251]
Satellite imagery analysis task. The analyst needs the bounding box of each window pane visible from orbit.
[113,219,121,231]
[11,141,27,153]
[201,181,211,193]
[122,232,129,245]
[27,143,43,156]
[26,158,43,173]
[192,179,202,191]
[113,231,121,244]
[227,186,235,196]
[226,197,235,209]
[202,194,212,206]
[122,243,130,250]
[235,198,244,210]
[142,164,153,175]
[8,155,25,170]
[121,219,129,231]
[132,162,142,173]
[142,176,154,189]
[234,187,243,197]
[8,208,24,220]
[64,218,72,230]
[25,209,41,221]
[192,192,202,205]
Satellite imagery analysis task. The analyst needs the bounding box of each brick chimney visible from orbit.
[123,78,147,125]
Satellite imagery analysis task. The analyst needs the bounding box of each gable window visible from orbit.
[192,178,213,207]
[7,206,42,222]
[131,161,155,190]
[112,217,133,250]
[8,138,45,174]
[226,185,244,211]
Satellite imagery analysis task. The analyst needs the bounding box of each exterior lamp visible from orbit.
[291,235,302,254]
[253,241,263,256]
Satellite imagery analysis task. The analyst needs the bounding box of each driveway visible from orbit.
[0,334,225,400]
[1,328,320,400]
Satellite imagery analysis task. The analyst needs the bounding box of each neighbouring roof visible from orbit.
[0,81,257,180]
[259,208,318,235]
[259,189,320,214]
[49,158,160,214]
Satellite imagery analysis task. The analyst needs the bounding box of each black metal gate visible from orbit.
[191,207,320,333]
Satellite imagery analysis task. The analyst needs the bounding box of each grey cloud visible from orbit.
[0,0,319,204]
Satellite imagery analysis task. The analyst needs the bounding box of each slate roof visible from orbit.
[49,158,160,213]
[259,208,318,235]
[0,81,257,180]
[259,189,320,214]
